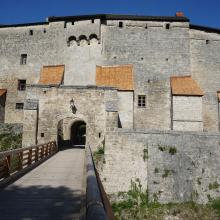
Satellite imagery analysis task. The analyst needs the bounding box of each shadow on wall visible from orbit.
[0,185,83,220]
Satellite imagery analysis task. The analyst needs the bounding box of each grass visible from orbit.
[111,179,220,219]
[209,181,220,190]
[158,145,177,155]
[162,169,174,178]
[92,145,105,169]
[112,196,220,220]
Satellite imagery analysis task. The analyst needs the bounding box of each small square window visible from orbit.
[41,133,44,138]
[119,21,123,28]
[166,23,170,29]
[29,30,33,35]
[17,80,26,91]
[138,95,146,107]
[16,103,24,110]
[20,54,27,65]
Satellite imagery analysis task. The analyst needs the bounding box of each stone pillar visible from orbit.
[22,99,38,147]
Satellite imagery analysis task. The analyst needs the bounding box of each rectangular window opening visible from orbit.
[20,54,27,65]
[29,30,33,35]
[17,79,26,91]
[166,23,170,29]
[138,95,146,108]
[16,103,24,110]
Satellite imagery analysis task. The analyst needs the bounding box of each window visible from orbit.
[91,19,94,23]
[166,23,170,29]
[17,80,26,91]
[119,21,123,28]
[41,133,44,137]
[43,28,46,33]
[206,40,210,44]
[29,30,33,35]
[16,103,24,110]
[20,54,27,65]
[138,95,146,107]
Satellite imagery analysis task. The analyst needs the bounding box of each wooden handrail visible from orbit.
[0,141,58,183]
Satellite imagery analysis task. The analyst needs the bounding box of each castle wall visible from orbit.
[190,29,220,132]
[101,21,190,130]
[22,85,117,147]
[101,129,220,204]
[172,96,203,131]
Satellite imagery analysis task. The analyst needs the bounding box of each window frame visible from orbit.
[138,95,146,108]
[20,54,27,65]
[17,79,26,91]
[15,103,24,110]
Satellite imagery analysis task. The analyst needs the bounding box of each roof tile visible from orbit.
[0,89,7,96]
[96,65,134,91]
[39,65,65,85]
[170,76,204,96]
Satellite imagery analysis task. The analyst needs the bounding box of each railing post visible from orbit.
[28,149,32,165]
[4,155,11,177]
[35,147,39,162]
[18,152,23,171]
[46,144,49,156]
[41,146,43,158]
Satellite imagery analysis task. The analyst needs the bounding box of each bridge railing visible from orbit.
[0,141,58,186]
[86,145,115,220]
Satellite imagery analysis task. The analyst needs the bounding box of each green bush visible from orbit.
[0,133,22,152]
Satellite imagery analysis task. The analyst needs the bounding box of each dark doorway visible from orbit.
[71,121,86,146]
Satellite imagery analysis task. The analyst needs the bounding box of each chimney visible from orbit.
[175,12,184,17]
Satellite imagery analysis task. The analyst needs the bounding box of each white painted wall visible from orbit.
[118,91,133,129]
[172,96,203,131]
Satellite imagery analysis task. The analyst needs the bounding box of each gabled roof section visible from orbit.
[190,24,220,34]
[0,89,7,96]
[96,65,134,91]
[48,14,189,22]
[39,65,65,85]
[170,76,204,96]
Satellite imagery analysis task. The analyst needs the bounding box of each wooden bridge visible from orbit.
[0,142,114,220]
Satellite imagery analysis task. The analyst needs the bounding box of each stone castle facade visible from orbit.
[1,13,220,203]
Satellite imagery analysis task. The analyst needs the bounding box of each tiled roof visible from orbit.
[96,65,134,91]
[170,76,204,96]
[39,65,65,85]
[0,89,7,96]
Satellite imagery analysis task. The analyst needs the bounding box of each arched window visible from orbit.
[67,36,77,46]
[89,34,99,44]
[89,34,98,40]
[78,35,88,46]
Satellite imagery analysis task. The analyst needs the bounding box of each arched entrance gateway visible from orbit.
[57,118,86,148]
[70,120,86,146]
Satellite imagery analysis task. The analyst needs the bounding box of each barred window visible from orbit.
[16,103,24,110]
[17,80,26,91]
[20,54,27,65]
[138,95,146,107]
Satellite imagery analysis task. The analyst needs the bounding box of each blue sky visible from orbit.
[0,0,220,28]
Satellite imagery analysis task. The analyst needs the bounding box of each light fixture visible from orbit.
[70,98,77,114]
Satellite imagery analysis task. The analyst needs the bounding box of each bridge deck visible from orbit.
[0,148,85,220]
